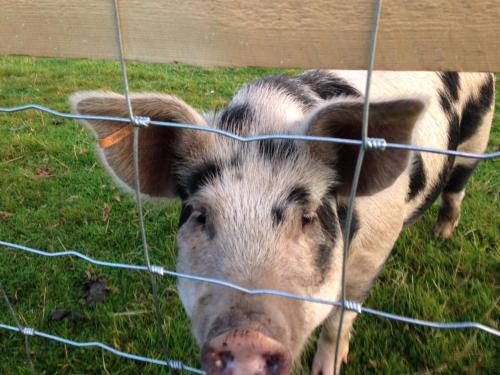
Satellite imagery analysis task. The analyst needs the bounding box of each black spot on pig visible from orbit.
[439,72,460,102]
[298,70,361,99]
[286,185,310,205]
[179,203,193,227]
[258,139,298,161]
[219,103,253,132]
[444,164,478,194]
[317,199,338,244]
[438,72,460,118]
[404,145,458,227]
[315,200,340,280]
[448,111,461,151]
[258,75,318,109]
[459,75,494,144]
[439,91,453,115]
[407,153,426,201]
[182,161,222,196]
[316,244,333,280]
[326,183,338,198]
[337,203,359,244]
[271,205,285,227]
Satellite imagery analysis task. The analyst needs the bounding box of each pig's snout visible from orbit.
[201,329,292,375]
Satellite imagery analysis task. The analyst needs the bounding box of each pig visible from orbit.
[70,70,494,374]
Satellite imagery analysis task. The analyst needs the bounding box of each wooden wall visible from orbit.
[0,0,499,71]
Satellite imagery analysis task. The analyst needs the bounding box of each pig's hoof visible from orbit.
[433,218,459,239]
[311,339,349,375]
[342,353,348,364]
[434,206,461,239]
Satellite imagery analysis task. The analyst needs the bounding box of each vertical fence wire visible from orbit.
[333,0,383,374]
[0,282,36,374]
[110,0,173,371]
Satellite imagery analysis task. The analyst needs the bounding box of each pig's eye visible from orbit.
[301,212,316,229]
[193,210,207,226]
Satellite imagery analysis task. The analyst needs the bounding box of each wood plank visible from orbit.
[0,0,499,71]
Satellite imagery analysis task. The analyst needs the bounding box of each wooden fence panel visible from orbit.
[0,0,499,71]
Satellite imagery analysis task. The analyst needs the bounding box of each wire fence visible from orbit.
[0,0,499,374]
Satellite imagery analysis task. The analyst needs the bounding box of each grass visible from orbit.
[0,56,498,374]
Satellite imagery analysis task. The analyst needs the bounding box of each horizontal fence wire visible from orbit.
[1,240,499,337]
[1,104,499,160]
[0,323,204,374]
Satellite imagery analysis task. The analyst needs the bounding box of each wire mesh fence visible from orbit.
[0,0,499,374]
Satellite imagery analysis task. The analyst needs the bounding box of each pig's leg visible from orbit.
[311,242,394,375]
[312,190,405,375]
[311,310,354,375]
[434,187,467,239]
[434,97,493,239]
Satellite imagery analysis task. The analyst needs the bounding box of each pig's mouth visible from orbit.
[201,329,292,375]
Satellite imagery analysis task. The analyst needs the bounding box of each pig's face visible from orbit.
[175,139,344,367]
[70,85,423,374]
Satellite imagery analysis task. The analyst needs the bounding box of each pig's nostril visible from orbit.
[207,350,234,371]
[214,351,234,369]
[265,353,285,374]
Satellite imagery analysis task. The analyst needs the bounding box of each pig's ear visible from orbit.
[70,91,207,198]
[305,98,426,196]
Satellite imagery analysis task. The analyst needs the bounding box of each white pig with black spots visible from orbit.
[71,70,494,374]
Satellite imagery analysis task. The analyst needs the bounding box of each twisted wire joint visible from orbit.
[149,265,165,276]
[132,116,150,128]
[21,327,35,336]
[365,137,387,151]
[344,300,362,314]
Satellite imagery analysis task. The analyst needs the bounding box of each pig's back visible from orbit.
[323,70,494,225]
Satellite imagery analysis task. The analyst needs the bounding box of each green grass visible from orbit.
[0,56,498,374]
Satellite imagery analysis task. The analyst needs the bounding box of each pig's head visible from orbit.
[70,89,423,374]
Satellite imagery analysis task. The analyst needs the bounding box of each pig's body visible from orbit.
[71,71,494,374]
[327,71,493,227]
